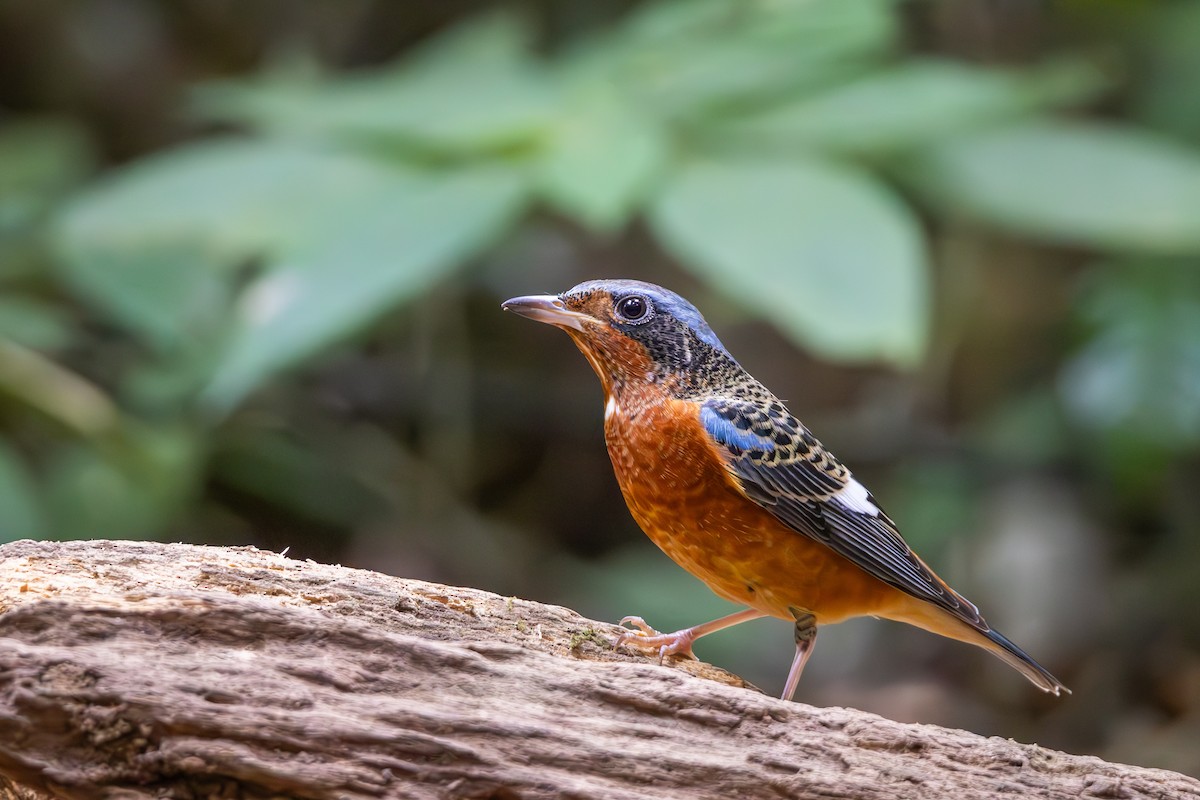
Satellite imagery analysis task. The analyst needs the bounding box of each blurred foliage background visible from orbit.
[2,0,1200,776]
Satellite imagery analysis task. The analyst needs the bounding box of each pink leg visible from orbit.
[781,608,817,701]
[616,608,767,663]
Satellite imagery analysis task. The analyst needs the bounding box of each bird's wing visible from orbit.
[700,398,983,627]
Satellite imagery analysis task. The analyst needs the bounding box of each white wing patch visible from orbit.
[833,477,880,516]
[605,394,619,421]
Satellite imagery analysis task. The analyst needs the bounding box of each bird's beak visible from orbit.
[501,294,592,332]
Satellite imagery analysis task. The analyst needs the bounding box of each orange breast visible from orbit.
[604,388,904,625]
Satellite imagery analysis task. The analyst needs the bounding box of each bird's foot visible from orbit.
[615,616,699,663]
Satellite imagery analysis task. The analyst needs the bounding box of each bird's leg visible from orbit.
[617,608,766,664]
[781,607,817,701]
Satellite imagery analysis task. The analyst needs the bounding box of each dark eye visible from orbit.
[617,295,650,322]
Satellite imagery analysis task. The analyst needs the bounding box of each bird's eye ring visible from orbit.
[616,295,651,323]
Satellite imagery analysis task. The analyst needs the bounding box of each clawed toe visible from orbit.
[614,617,698,662]
[618,615,659,637]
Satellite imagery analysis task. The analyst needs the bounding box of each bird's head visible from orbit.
[502,279,737,396]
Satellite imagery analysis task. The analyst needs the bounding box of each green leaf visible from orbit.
[0,117,94,236]
[59,245,232,352]
[122,345,226,417]
[56,138,399,266]
[644,44,866,123]
[649,158,929,365]
[44,426,200,540]
[0,441,45,542]
[621,0,895,57]
[0,296,74,351]
[909,121,1200,254]
[537,87,667,233]
[707,59,1107,156]
[1134,2,1200,141]
[1060,262,1200,449]
[617,0,750,43]
[54,139,415,349]
[612,0,896,119]
[203,165,529,410]
[0,340,119,440]
[193,14,554,155]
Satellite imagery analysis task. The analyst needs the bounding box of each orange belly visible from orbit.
[604,391,904,625]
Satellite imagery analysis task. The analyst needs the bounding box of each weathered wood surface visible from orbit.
[0,539,1195,800]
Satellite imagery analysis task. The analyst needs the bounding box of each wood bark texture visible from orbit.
[0,539,1195,800]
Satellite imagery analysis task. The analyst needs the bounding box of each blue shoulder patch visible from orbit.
[700,405,775,453]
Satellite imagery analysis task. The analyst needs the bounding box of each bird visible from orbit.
[502,279,1068,700]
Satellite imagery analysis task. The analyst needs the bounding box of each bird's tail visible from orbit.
[887,598,1070,695]
[974,625,1070,696]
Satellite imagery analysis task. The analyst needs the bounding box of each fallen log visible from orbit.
[0,539,1194,800]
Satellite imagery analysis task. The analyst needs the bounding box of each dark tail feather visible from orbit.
[981,627,1070,696]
